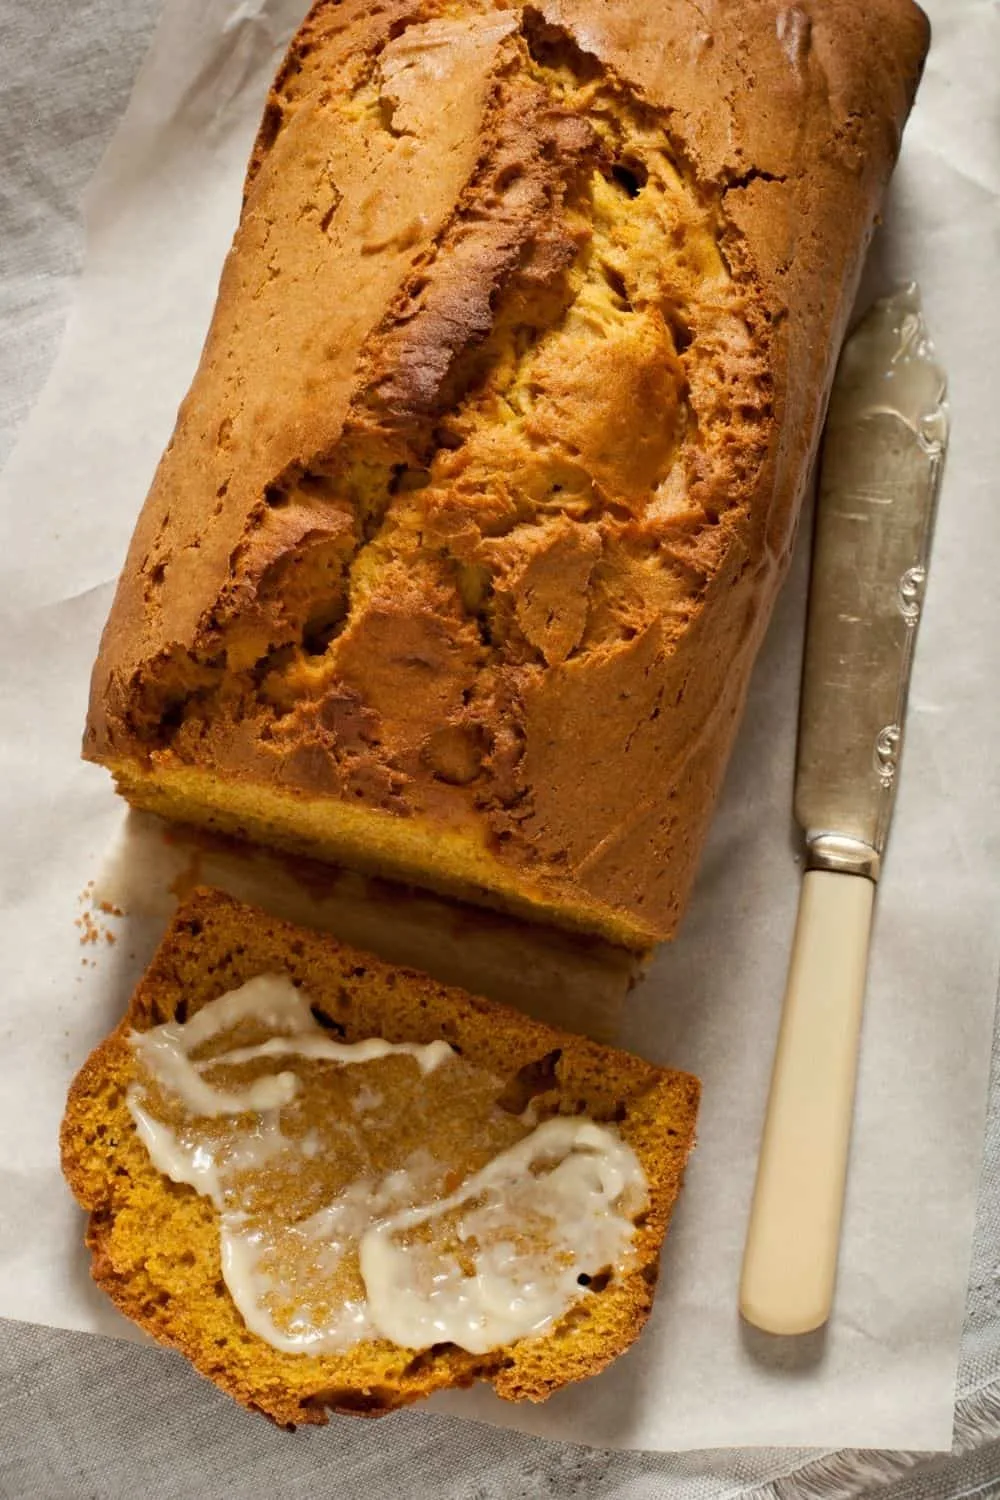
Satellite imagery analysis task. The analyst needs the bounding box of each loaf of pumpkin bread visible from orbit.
[61,888,700,1424]
[84,0,929,949]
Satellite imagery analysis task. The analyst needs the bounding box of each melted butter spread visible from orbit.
[126,976,648,1356]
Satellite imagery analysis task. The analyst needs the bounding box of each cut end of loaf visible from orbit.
[104,757,663,951]
[60,888,700,1426]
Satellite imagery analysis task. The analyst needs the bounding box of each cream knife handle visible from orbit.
[740,869,875,1336]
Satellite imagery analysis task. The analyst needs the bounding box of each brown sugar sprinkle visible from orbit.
[98,901,123,918]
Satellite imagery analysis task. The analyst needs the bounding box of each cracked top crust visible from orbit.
[85,0,929,947]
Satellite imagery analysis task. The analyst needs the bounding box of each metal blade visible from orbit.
[795,284,948,879]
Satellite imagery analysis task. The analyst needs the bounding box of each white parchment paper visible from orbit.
[0,0,997,1454]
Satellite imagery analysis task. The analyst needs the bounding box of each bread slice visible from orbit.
[84,0,928,952]
[61,888,700,1426]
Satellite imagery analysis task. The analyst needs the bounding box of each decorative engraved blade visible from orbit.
[795,285,948,878]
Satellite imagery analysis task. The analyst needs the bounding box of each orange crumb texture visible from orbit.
[75,913,100,946]
[74,891,123,947]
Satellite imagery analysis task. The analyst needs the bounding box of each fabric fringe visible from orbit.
[743,1447,923,1500]
[954,1377,1000,1455]
[739,1374,1000,1500]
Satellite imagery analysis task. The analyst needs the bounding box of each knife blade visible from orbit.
[739,284,948,1336]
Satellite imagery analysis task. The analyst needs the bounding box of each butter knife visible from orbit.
[739,285,948,1336]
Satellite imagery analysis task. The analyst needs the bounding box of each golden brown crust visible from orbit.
[61,888,700,1426]
[84,0,929,948]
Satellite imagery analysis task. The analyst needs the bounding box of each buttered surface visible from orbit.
[127,976,648,1356]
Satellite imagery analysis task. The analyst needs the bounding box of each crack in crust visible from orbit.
[102,15,767,747]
